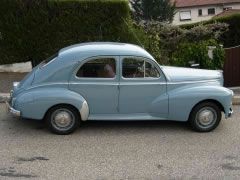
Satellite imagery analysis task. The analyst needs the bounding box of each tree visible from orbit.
[130,0,176,23]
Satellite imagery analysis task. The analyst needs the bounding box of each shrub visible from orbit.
[171,40,225,69]
[138,21,227,66]
[181,14,240,48]
[0,0,143,65]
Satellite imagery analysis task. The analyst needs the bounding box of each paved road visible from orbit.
[0,104,240,180]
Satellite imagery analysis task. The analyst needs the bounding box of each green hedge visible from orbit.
[0,0,141,65]
[181,14,240,48]
[171,39,225,69]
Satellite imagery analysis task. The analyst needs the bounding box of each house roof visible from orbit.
[214,9,240,17]
[175,0,240,8]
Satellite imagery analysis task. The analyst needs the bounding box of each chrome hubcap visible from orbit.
[196,107,217,128]
[51,109,75,130]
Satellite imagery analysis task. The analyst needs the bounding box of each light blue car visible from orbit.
[6,42,233,134]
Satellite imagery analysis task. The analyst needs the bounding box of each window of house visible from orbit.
[179,11,191,21]
[223,7,232,11]
[198,9,202,16]
[208,8,215,15]
[77,58,116,78]
[122,58,160,78]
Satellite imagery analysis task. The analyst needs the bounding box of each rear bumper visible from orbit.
[5,101,21,117]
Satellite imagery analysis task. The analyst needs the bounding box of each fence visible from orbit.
[224,45,240,87]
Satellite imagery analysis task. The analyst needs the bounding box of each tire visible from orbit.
[189,102,222,132]
[45,105,80,135]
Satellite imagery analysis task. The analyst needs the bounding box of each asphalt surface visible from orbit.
[0,104,239,179]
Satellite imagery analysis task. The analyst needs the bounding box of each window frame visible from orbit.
[208,8,216,15]
[120,56,161,81]
[74,56,118,80]
[179,10,192,21]
[198,9,203,16]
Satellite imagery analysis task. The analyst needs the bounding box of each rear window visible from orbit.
[39,53,58,68]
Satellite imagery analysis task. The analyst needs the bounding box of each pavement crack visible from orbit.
[17,156,49,162]
[0,167,37,178]
[221,163,240,170]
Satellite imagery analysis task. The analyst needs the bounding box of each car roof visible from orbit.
[58,42,155,61]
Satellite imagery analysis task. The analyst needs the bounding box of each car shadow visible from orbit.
[79,120,192,133]
[16,118,192,134]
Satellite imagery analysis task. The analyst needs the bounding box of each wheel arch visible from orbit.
[189,99,225,119]
[44,101,89,122]
[44,103,81,121]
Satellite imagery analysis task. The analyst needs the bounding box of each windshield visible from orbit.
[39,53,58,67]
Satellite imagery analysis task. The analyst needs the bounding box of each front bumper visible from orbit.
[5,101,21,117]
[226,108,233,118]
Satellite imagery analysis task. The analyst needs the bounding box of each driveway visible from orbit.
[0,104,240,179]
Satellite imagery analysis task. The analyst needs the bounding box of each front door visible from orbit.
[69,56,119,115]
[119,56,168,118]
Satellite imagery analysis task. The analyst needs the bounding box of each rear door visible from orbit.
[69,56,119,115]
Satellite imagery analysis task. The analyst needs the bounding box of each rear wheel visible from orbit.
[46,105,80,135]
[189,102,222,132]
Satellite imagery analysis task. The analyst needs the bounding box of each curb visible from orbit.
[0,93,239,105]
[233,96,240,105]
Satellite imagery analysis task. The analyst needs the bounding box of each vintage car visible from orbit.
[6,42,233,134]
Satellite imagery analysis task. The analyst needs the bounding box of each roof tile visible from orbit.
[175,0,240,7]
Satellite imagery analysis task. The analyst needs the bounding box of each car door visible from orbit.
[119,56,168,118]
[69,56,119,115]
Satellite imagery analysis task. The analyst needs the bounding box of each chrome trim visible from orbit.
[13,82,20,88]
[226,108,233,118]
[51,108,75,131]
[69,82,119,86]
[5,101,21,117]
[80,101,89,121]
[167,79,222,85]
[27,82,69,90]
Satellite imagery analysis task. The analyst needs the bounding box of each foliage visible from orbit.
[171,40,225,70]
[139,21,228,67]
[181,14,240,48]
[130,0,176,23]
[0,0,142,65]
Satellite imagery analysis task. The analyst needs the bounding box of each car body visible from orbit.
[7,42,234,134]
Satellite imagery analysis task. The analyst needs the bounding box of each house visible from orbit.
[172,0,240,25]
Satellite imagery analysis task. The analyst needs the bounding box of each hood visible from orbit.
[161,66,223,83]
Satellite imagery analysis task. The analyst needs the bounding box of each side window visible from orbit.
[77,58,116,78]
[145,61,160,78]
[122,58,160,78]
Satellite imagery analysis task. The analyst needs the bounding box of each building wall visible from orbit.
[172,3,240,25]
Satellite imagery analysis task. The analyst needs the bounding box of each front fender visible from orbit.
[168,85,233,121]
[14,88,89,120]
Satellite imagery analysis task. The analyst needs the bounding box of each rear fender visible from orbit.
[14,88,89,120]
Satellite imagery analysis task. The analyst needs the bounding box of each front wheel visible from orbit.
[45,105,80,135]
[189,102,222,132]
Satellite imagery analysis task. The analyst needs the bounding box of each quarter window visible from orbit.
[77,58,116,78]
[122,58,160,78]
